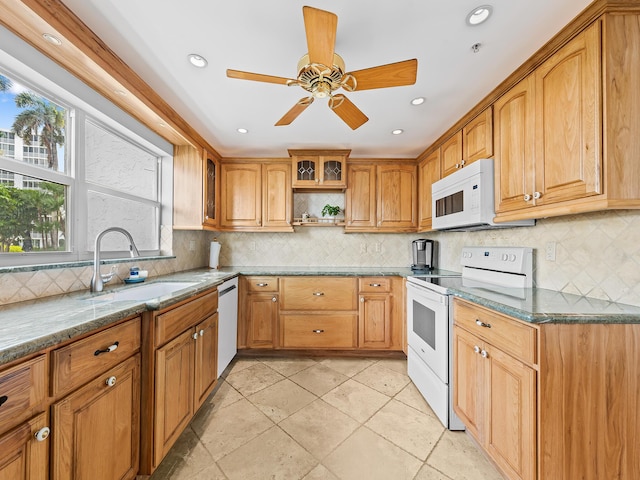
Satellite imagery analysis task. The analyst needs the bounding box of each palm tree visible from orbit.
[0,74,11,92]
[12,91,65,171]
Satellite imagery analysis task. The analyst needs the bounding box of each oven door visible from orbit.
[406,282,449,383]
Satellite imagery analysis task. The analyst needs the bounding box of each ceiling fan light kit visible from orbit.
[227,6,418,130]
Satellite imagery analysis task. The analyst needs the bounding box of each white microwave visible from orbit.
[431,158,534,231]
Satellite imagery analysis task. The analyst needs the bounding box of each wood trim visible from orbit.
[0,0,220,152]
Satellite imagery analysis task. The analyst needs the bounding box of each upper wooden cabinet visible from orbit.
[495,22,601,218]
[220,161,293,232]
[345,162,417,232]
[173,145,219,231]
[463,107,493,163]
[289,149,350,189]
[418,149,441,231]
[440,131,463,178]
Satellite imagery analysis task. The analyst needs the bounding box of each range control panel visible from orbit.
[460,246,533,276]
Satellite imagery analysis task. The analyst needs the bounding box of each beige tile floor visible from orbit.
[149,356,504,480]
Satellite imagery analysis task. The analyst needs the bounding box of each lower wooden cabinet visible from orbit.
[0,412,49,480]
[52,354,140,480]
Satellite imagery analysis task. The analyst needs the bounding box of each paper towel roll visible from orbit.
[209,240,221,269]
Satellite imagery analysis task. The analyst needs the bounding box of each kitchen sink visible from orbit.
[86,281,198,303]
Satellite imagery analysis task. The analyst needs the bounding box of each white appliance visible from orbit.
[217,276,238,377]
[431,158,535,231]
[406,246,533,430]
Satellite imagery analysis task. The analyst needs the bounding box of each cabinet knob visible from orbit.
[481,350,489,359]
[360,297,365,303]
[272,296,277,302]
[523,194,532,202]
[105,376,117,387]
[256,220,261,225]
[34,427,51,442]
[460,160,466,166]
[312,329,324,334]
[94,341,119,356]
[192,332,199,340]
[313,292,325,296]
[475,319,491,328]
[199,329,205,336]
[473,345,481,354]
[533,191,542,200]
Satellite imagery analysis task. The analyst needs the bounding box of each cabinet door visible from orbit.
[494,75,536,213]
[463,107,493,163]
[440,131,463,178]
[452,326,484,441]
[358,293,392,349]
[173,145,204,229]
[203,152,218,228]
[320,155,347,188]
[418,150,441,231]
[345,164,376,230]
[52,355,140,480]
[194,313,218,410]
[377,164,417,230]
[0,413,48,480]
[262,163,293,230]
[535,21,601,205]
[246,293,278,348]
[292,155,319,188]
[486,346,536,480]
[154,330,194,466]
[220,163,262,228]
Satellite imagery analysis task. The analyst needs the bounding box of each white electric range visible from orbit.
[406,246,533,430]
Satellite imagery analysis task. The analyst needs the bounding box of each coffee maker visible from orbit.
[411,239,434,272]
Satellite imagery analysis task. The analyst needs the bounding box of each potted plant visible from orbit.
[321,204,341,223]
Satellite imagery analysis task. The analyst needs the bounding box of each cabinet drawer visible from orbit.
[155,290,218,346]
[454,299,537,365]
[244,276,278,293]
[51,317,141,396]
[281,277,357,311]
[0,355,47,433]
[358,277,391,293]
[281,314,356,348]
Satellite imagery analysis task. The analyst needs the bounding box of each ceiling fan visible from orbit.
[226,6,418,130]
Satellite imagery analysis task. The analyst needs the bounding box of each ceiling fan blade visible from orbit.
[328,94,368,130]
[303,6,337,68]
[227,69,296,85]
[275,97,314,126]
[346,59,418,91]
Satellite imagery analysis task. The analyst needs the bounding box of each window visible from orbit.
[0,53,171,265]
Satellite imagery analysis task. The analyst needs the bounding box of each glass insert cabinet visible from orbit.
[288,149,350,189]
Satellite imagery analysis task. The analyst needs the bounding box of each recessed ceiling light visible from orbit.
[188,54,208,68]
[237,128,248,134]
[392,129,404,135]
[42,33,62,45]
[466,5,493,26]
[411,97,425,106]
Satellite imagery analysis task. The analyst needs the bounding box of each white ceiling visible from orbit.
[60,0,592,158]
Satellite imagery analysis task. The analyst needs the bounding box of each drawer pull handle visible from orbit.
[34,427,51,442]
[256,283,269,287]
[0,395,7,407]
[475,319,491,328]
[105,376,117,387]
[473,345,481,354]
[369,283,381,287]
[312,329,325,334]
[313,292,325,296]
[94,341,119,356]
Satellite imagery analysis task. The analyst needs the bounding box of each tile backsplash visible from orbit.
[2,210,640,307]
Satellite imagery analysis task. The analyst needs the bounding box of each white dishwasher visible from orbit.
[217,276,238,377]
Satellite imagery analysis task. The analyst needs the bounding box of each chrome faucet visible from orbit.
[90,227,140,292]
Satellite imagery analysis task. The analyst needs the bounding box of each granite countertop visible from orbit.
[449,282,640,324]
[3,265,640,367]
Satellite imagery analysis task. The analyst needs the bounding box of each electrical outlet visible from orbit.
[374,242,382,253]
[545,241,556,261]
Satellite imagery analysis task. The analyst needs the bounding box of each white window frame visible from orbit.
[0,28,173,268]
